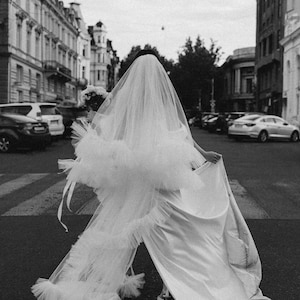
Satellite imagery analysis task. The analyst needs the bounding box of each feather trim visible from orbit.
[118,273,145,298]
[31,279,62,300]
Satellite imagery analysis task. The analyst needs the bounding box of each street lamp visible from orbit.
[210,78,216,113]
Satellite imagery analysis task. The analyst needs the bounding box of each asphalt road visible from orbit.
[0,129,299,300]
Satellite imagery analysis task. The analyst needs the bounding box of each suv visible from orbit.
[0,103,64,138]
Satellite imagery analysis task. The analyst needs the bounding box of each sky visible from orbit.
[64,0,257,64]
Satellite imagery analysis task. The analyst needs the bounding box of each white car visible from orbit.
[228,114,300,142]
[0,103,65,137]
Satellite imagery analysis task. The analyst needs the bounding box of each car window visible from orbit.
[273,118,285,125]
[16,106,32,115]
[240,115,260,121]
[40,105,57,115]
[0,107,17,113]
[264,117,276,123]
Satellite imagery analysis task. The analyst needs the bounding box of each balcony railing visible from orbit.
[43,61,72,82]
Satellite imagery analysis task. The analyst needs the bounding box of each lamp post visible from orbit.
[210,78,216,113]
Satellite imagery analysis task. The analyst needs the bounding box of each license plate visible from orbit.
[235,124,243,128]
[51,120,58,124]
[34,126,45,132]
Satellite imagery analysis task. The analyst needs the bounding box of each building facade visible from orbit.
[88,21,119,91]
[0,0,85,104]
[221,47,256,112]
[280,0,300,127]
[255,0,286,116]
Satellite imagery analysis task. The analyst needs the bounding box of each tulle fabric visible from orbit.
[32,55,269,299]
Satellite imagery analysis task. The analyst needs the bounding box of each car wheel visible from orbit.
[0,135,14,153]
[258,130,268,143]
[290,131,299,142]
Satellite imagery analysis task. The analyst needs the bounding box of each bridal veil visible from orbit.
[32,53,270,300]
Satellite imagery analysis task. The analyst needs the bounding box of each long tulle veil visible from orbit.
[32,54,205,299]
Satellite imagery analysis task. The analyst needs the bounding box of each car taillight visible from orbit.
[21,123,33,134]
[245,123,255,127]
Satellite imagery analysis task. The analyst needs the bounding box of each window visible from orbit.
[82,66,86,79]
[246,79,253,93]
[16,106,32,115]
[17,90,23,102]
[34,4,39,21]
[40,105,56,115]
[17,65,23,84]
[97,70,101,81]
[36,74,41,90]
[273,117,285,125]
[35,34,40,59]
[264,117,275,123]
[62,28,65,43]
[268,34,273,54]
[17,23,22,48]
[26,0,30,12]
[27,30,32,54]
[98,53,101,63]
[29,69,32,86]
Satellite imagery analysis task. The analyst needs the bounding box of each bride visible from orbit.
[32,50,270,300]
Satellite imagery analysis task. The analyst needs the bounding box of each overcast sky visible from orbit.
[65,0,256,63]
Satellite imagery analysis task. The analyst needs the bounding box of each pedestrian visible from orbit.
[32,50,270,300]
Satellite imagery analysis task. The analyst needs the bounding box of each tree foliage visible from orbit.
[118,36,223,112]
[170,36,222,110]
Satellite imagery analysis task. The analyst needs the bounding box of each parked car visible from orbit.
[0,103,64,138]
[228,114,300,142]
[0,113,51,153]
[201,113,219,129]
[206,116,219,132]
[56,105,87,136]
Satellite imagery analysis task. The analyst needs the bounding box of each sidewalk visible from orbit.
[0,216,299,300]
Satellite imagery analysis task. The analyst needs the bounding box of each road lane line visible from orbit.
[0,174,48,198]
[229,179,270,219]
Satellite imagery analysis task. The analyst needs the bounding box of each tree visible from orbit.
[170,36,222,111]
[118,44,174,78]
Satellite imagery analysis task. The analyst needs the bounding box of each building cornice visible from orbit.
[280,26,300,47]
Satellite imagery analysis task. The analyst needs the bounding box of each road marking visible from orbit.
[229,179,270,219]
[0,174,271,219]
[76,197,99,215]
[2,179,67,216]
[0,174,48,198]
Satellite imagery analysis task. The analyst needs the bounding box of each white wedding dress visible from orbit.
[32,53,270,300]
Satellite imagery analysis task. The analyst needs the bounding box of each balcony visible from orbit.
[43,61,72,82]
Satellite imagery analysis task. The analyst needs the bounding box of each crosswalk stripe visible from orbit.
[2,179,67,216]
[229,179,270,219]
[0,174,271,219]
[0,174,48,198]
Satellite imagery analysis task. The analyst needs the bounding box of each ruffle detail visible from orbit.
[32,278,121,300]
[59,122,204,192]
[118,273,145,298]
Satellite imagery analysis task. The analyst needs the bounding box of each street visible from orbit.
[0,128,300,300]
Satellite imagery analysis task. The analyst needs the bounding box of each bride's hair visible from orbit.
[134,49,159,60]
